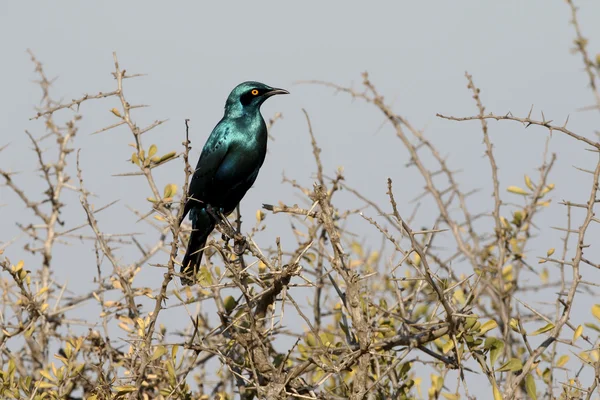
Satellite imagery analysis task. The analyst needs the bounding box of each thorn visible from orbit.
[563,114,570,128]
[527,104,534,119]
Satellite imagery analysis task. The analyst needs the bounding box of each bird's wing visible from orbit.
[180,122,231,223]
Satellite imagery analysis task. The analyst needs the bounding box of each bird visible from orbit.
[179,81,288,285]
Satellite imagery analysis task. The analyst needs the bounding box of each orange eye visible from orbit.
[251,89,259,96]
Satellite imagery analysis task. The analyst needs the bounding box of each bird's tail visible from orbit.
[181,208,215,285]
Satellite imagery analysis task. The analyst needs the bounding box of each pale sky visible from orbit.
[1,1,600,397]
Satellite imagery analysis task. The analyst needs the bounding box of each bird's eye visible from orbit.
[251,89,259,96]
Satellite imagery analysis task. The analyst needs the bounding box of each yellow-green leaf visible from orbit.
[556,355,569,368]
[413,252,421,266]
[585,322,600,332]
[351,241,364,258]
[540,183,555,196]
[490,343,504,366]
[223,296,237,313]
[525,373,537,400]
[573,325,583,343]
[150,345,167,361]
[530,323,554,336]
[479,320,498,335]
[12,260,24,272]
[524,175,535,190]
[540,268,549,284]
[110,108,122,118]
[148,144,158,157]
[492,384,502,400]
[592,304,600,322]
[507,186,529,195]
[509,318,520,333]
[453,288,466,305]
[166,360,176,383]
[198,265,213,286]
[37,381,56,389]
[546,248,555,257]
[170,345,179,363]
[442,340,454,354]
[442,393,460,400]
[497,358,523,372]
[431,374,443,391]
[163,183,177,199]
[158,151,177,163]
[39,370,55,382]
[465,316,478,330]
[115,385,137,393]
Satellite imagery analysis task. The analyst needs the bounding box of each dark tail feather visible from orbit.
[181,209,215,285]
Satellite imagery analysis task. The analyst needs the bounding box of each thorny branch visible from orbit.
[2,4,600,398]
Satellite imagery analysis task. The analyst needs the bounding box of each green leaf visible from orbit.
[224,296,237,313]
[525,373,537,400]
[464,316,478,330]
[198,266,213,286]
[496,358,523,372]
[398,362,411,379]
[484,337,505,366]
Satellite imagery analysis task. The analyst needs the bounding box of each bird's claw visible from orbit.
[233,237,247,256]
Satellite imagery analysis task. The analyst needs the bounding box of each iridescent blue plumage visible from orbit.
[179,81,288,285]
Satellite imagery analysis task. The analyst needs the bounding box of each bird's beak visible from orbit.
[265,87,290,97]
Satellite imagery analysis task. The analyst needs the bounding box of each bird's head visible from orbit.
[224,81,289,116]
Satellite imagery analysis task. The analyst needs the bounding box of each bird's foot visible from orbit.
[218,211,238,237]
[205,204,239,239]
[233,236,247,256]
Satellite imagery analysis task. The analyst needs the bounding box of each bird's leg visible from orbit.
[217,209,238,237]
[205,205,236,238]
[205,205,247,257]
[216,209,247,255]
